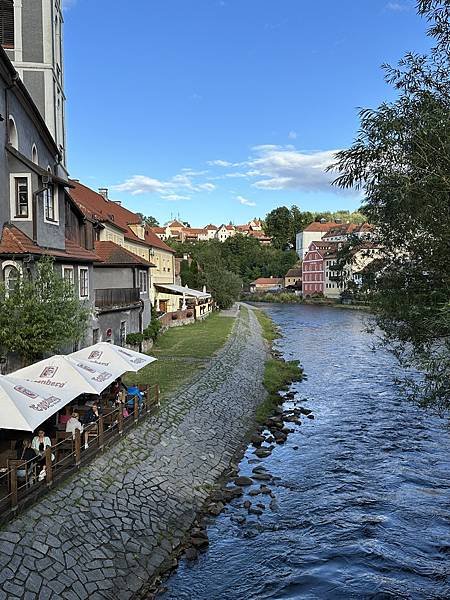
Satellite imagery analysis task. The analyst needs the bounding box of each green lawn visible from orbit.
[124,313,235,401]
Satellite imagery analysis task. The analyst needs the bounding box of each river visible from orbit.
[161,305,450,600]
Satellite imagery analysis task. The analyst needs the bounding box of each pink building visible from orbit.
[302,241,337,296]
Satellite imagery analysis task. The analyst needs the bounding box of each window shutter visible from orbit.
[0,0,14,48]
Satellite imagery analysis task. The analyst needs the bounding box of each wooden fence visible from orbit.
[0,384,160,524]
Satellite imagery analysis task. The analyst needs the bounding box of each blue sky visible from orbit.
[64,0,430,227]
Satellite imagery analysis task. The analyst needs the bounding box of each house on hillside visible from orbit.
[295,220,341,259]
[216,224,236,242]
[284,267,302,290]
[250,277,284,293]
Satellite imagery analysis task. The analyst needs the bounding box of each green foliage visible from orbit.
[143,308,162,341]
[329,0,450,409]
[255,358,303,424]
[135,213,159,227]
[126,332,144,346]
[244,292,304,304]
[254,309,280,341]
[205,267,242,309]
[263,205,366,250]
[0,257,90,364]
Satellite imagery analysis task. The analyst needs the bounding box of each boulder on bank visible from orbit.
[250,434,266,447]
[185,547,198,561]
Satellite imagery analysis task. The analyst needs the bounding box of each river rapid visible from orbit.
[161,305,450,600]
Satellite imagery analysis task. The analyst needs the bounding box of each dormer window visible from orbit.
[0,0,14,48]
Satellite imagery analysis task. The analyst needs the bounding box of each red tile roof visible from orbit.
[0,224,100,262]
[68,181,175,254]
[205,224,218,230]
[168,220,185,228]
[94,241,155,267]
[303,221,341,233]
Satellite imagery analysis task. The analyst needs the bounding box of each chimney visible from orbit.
[98,188,109,200]
[113,200,121,206]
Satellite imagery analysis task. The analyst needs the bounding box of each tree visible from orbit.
[264,206,293,249]
[0,257,90,365]
[136,213,159,227]
[206,268,242,309]
[329,0,450,409]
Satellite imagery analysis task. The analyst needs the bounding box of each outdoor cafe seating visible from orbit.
[0,342,158,521]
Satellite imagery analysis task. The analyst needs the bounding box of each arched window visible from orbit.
[3,264,20,295]
[32,144,38,164]
[8,116,18,149]
[0,0,14,48]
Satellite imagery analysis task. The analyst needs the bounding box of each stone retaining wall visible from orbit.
[0,306,267,600]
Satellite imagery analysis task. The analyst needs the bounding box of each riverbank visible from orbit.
[0,306,270,600]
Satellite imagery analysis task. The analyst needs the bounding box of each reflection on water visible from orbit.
[162,305,450,600]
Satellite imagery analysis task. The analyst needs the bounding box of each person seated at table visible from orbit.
[66,411,84,438]
[82,402,101,423]
[81,403,101,449]
[126,384,144,414]
[31,430,53,479]
[16,439,36,479]
[110,377,127,398]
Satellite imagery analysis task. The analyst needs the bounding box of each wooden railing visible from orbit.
[0,384,160,523]
[95,287,140,308]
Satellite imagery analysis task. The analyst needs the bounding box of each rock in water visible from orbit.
[185,547,198,561]
[252,473,272,481]
[254,448,272,458]
[235,476,254,486]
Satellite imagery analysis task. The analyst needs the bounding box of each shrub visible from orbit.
[172,314,178,320]
[186,311,193,318]
[143,317,162,341]
[126,333,144,346]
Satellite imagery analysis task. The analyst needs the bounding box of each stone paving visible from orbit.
[0,306,267,600]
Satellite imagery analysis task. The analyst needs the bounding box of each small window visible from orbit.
[44,184,56,221]
[0,1,14,48]
[15,177,29,218]
[32,144,38,164]
[79,267,89,298]
[93,328,100,344]
[63,266,74,286]
[3,265,20,295]
[139,270,148,294]
[8,116,18,149]
[119,321,127,347]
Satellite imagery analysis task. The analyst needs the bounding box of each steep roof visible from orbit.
[205,224,218,230]
[94,242,155,267]
[68,181,175,254]
[168,220,185,228]
[285,268,302,278]
[0,224,100,262]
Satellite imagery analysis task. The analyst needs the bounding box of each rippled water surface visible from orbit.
[162,305,450,600]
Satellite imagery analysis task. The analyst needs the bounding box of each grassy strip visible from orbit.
[254,307,280,342]
[124,313,235,401]
[253,307,303,424]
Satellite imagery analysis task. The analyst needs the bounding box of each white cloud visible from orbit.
[386,2,411,11]
[237,195,256,207]
[207,159,233,167]
[288,130,298,140]
[244,145,341,192]
[113,170,216,201]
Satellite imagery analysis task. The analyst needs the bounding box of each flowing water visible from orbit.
[161,305,450,600]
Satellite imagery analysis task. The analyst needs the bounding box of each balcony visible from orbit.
[95,287,140,309]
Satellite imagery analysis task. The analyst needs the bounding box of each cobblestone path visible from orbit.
[0,306,267,600]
